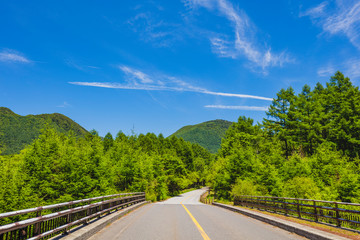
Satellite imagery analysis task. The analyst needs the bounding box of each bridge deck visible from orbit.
[89,189,307,240]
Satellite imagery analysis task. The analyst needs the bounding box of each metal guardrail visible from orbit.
[0,192,145,240]
[200,188,213,204]
[235,195,360,230]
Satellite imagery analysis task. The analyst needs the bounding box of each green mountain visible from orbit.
[0,107,88,155]
[171,119,233,153]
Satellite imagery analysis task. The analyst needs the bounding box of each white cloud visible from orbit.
[210,37,237,58]
[0,49,31,63]
[119,65,153,84]
[302,0,360,50]
[184,0,293,70]
[317,65,335,77]
[202,90,272,100]
[317,58,360,79]
[345,58,360,79]
[57,101,71,108]
[204,105,268,111]
[300,2,328,18]
[65,58,100,71]
[70,65,272,101]
[65,59,84,71]
[127,12,182,47]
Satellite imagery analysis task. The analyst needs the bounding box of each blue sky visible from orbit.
[1,0,360,137]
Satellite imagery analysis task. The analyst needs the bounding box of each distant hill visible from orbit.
[171,119,233,153]
[0,107,88,155]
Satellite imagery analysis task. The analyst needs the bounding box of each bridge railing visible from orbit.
[200,188,213,204]
[235,195,360,230]
[0,192,145,240]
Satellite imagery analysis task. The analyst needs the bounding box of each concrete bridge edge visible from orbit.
[212,202,350,240]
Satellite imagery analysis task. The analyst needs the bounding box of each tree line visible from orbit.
[209,71,360,203]
[0,128,212,214]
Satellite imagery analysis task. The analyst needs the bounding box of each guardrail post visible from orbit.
[98,203,103,219]
[85,206,91,225]
[297,199,301,218]
[274,197,277,213]
[283,198,288,216]
[313,200,318,222]
[33,209,42,236]
[63,204,72,235]
[335,202,341,227]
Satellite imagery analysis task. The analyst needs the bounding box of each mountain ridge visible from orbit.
[0,107,88,155]
[171,119,233,153]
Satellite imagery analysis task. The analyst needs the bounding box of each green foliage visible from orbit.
[282,177,321,199]
[264,87,296,158]
[171,119,232,153]
[0,125,213,213]
[210,71,360,203]
[0,107,88,155]
[231,178,259,197]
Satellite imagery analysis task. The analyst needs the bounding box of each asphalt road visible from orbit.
[89,189,307,240]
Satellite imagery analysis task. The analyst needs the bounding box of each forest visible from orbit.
[0,129,212,214]
[1,71,360,215]
[209,71,360,202]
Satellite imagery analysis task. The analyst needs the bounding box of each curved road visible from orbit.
[89,189,307,240]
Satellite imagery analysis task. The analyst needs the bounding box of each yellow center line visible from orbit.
[181,191,211,240]
[182,204,211,240]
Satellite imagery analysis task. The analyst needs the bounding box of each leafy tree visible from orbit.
[103,132,114,152]
[264,87,296,158]
[324,71,360,157]
[231,178,259,197]
[282,177,321,199]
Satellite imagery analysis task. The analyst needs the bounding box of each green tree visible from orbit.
[324,71,360,157]
[103,132,114,152]
[264,87,296,158]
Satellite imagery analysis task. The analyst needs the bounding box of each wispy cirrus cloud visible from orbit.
[127,12,183,47]
[70,65,272,101]
[345,58,360,79]
[300,2,328,18]
[0,49,31,63]
[302,0,360,50]
[65,58,100,71]
[210,37,237,59]
[57,101,71,108]
[183,0,294,71]
[317,65,336,77]
[119,65,153,84]
[205,105,268,111]
[317,58,360,80]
